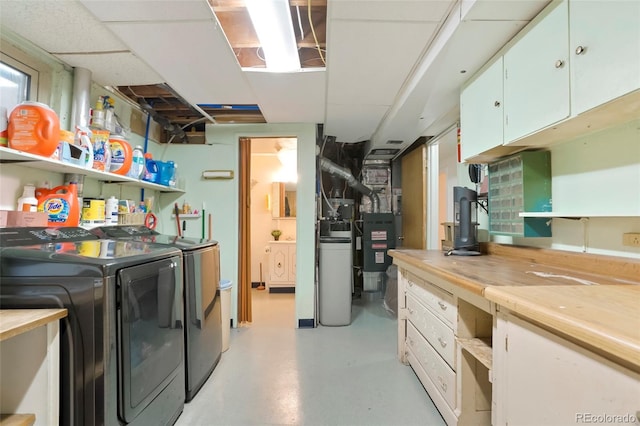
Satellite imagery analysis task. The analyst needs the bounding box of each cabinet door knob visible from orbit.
[407,307,414,315]
[438,376,447,392]
[494,101,501,107]
[438,337,447,348]
[575,45,586,55]
[438,301,447,310]
[555,59,565,69]
[277,262,282,268]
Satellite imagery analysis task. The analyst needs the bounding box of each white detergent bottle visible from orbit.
[105,196,119,225]
[77,127,94,169]
[17,184,38,212]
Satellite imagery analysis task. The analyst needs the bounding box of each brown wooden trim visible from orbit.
[238,138,252,324]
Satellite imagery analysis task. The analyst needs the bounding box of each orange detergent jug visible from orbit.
[37,182,80,227]
[8,101,60,157]
[109,136,132,175]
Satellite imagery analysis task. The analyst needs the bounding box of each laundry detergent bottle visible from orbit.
[127,145,145,179]
[142,152,158,183]
[37,182,80,226]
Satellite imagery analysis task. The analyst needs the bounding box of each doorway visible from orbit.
[238,136,297,325]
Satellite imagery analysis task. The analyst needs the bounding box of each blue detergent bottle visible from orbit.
[142,152,158,183]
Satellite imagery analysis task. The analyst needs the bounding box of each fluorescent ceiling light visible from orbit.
[245,0,300,72]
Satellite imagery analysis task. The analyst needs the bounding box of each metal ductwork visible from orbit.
[320,157,380,213]
[139,102,189,144]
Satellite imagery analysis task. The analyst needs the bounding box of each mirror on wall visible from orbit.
[272,182,296,218]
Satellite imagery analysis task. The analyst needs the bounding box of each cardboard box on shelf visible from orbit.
[0,211,49,228]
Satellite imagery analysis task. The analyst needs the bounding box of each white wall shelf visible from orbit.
[0,146,184,193]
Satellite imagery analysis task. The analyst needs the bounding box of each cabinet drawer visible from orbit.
[406,277,456,328]
[406,322,457,410]
[406,293,456,370]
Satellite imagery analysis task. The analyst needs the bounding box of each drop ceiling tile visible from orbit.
[371,19,529,147]
[324,103,389,142]
[326,20,438,106]
[54,52,164,86]
[80,0,214,22]
[105,20,257,105]
[330,0,454,22]
[0,1,127,53]
[245,70,326,123]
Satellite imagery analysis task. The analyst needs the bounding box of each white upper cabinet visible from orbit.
[503,0,570,144]
[460,58,504,162]
[569,0,640,115]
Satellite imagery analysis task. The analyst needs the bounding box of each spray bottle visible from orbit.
[76,126,94,170]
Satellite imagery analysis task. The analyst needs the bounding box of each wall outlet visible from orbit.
[622,233,640,247]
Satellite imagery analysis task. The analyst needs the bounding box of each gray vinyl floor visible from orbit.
[175,288,446,426]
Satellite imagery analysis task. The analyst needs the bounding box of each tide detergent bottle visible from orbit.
[37,182,80,226]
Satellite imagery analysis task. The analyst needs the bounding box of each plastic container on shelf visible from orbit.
[142,152,158,183]
[91,130,111,171]
[105,196,119,225]
[0,106,8,147]
[156,160,176,186]
[7,101,60,157]
[17,184,38,212]
[127,145,145,179]
[76,127,94,170]
[219,279,233,352]
[108,136,132,175]
[37,182,80,227]
[81,198,106,224]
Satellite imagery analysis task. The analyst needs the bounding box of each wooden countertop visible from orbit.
[389,249,639,296]
[390,246,640,370]
[484,285,640,370]
[0,309,68,342]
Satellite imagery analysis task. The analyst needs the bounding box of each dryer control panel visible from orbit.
[0,227,98,246]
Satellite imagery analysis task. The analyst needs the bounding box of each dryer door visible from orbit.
[117,256,183,423]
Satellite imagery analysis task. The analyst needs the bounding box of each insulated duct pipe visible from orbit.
[71,67,92,129]
[320,157,380,213]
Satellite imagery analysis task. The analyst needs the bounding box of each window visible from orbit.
[0,57,36,113]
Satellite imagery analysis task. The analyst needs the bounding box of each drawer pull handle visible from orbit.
[438,376,447,392]
[407,307,414,315]
[438,337,447,348]
[438,301,447,310]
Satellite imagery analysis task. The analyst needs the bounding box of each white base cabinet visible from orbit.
[267,242,296,289]
[0,309,66,426]
[492,311,640,426]
[398,269,492,426]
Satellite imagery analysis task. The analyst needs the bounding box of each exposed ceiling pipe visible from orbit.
[71,67,92,129]
[139,102,188,143]
[320,157,380,213]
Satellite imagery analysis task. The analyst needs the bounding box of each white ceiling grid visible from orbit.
[0,0,553,156]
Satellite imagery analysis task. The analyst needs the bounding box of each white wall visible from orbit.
[435,119,640,258]
[494,119,640,258]
[153,123,317,327]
